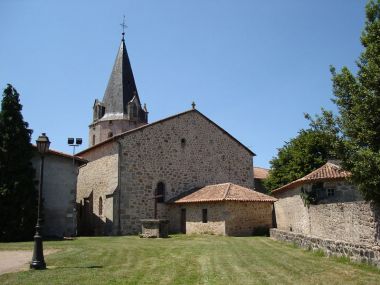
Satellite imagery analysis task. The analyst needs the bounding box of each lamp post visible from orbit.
[67,137,82,236]
[30,133,50,270]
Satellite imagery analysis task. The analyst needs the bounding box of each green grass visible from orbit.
[0,235,379,284]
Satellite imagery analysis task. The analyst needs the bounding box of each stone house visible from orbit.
[272,161,361,237]
[253,167,269,193]
[168,183,276,236]
[76,33,269,236]
[31,147,87,238]
[270,161,380,266]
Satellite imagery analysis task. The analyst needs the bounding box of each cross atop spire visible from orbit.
[120,15,127,39]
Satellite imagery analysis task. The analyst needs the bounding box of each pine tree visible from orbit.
[330,0,380,202]
[0,84,37,241]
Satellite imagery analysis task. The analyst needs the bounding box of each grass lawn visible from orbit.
[0,235,379,285]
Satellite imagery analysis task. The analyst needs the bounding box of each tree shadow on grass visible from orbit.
[48,265,103,269]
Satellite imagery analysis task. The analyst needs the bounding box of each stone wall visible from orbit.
[117,110,254,234]
[270,229,380,267]
[76,153,119,235]
[31,152,82,238]
[89,119,146,147]
[168,201,273,236]
[273,181,380,246]
[225,201,273,236]
[273,187,311,235]
[171,203,226,235]
[80,140,118,162]
[77,110,254,235]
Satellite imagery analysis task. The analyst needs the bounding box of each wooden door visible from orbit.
[180,208,186,234]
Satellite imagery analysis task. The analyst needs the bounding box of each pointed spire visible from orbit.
[102,32,141,118]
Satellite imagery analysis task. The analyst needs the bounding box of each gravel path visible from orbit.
[0,250,56,275]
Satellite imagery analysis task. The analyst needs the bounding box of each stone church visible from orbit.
[76,34,275,236]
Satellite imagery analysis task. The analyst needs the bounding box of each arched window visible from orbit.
[108,132,113,138]
[92,135,96,146]
[99,197,103,216]
[156,182,165,203]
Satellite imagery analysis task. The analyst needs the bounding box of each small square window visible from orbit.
[202,209,208,223]
[327,188,335,197]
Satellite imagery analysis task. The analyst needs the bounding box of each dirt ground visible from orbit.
[0,250,56,275]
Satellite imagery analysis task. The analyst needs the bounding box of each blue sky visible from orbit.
[0,0,366,168]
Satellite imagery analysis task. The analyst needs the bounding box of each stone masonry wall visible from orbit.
[118,111,254,234]
[308,202,380,245]
[273,187,310,234]
[270,229,380,267]
[273,181,380,246]
[76,152,119,235]
[178,203,226,235]
[80,140,118,162]
[225,201,273,236]
[168,201,273,236]
[89,120,146,147]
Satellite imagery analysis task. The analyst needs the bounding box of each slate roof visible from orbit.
[170,183,277,203]
[253,167,269,179]
[102,38,145,119]
[271,162,351,194]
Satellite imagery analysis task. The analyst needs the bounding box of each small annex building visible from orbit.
[272,161,361,237]
[270,161,380,266]
[169,183,276,236]
[253,167,269,193]
[31,147,87,238]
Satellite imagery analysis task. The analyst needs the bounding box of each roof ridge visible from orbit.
[79,109,255,157]
[272,162,351,194]
[301,164,326,180]
[222,183,232,200]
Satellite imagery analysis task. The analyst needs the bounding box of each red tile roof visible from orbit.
[271,162,351,194]
[171,183,277,203]
[253,167,269,179]
[32,145,87,163]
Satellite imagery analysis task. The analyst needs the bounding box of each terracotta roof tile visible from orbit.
[253,167,269,179]
[32,145,87,163]
[171,183,277,203]
[272,162,351,194]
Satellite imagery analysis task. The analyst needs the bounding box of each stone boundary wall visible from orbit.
[274,183,380,246]
[270,228,380,267]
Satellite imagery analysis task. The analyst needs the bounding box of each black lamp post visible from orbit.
[30,133,50,270]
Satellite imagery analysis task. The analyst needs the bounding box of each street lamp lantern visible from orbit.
[36,133,50,154]
[30,133,50,270]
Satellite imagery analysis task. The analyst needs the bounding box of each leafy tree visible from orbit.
[329,0,380,202]
[266,1,380,199]
[0,84,37,241]
[264,111,341,191]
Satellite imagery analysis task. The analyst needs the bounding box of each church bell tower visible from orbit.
[89,31,148,146]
